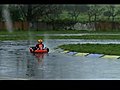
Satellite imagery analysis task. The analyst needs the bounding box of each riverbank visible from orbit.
[1,30,120,35]
[57,44,120,55]
[1,34,120,41]
[1,30,120,41]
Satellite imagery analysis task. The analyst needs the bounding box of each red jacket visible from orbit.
[36,44,44,50]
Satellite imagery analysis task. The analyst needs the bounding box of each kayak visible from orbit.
[29,47,49,53]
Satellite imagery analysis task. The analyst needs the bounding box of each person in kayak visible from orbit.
[36,39,44,50]
[30,39,44,52]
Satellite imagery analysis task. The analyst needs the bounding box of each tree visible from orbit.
[43,4,63,30]
[63,4,89,29]
[64,4,89,21]
[86,5,105,30]
[0,5,3,21]
[105,5,120,30]
[103,11,112,21]
[18,4,64,30]
[9,5,22,22]
[18,4,45,30]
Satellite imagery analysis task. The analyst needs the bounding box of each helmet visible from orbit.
[38,39,43,43]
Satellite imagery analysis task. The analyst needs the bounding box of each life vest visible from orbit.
[36,44,44,50]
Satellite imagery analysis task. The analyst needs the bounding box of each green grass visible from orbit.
[1,34,120,41]
[57,44,120,55]
[49,35,120,39]
[0,30,85,35]
[1,30,120,41]
[2,29,120,35]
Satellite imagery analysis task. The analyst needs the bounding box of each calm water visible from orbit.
[0,40,120,80]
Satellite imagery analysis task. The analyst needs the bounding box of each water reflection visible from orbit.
[26,53,48,77]
[33,53,48,64]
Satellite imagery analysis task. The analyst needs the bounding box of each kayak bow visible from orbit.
[29,48,49,53]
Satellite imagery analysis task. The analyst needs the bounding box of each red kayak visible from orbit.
[29,47,49,53]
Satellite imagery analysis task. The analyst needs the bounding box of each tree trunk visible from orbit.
[88,15,91,23]
[112,16,115,30]
[21,21,24,30]
[27,5,33,30]
[52,23,56,30]
[36,21,39,31]
[107,16,110,21]
[94,14,97,31]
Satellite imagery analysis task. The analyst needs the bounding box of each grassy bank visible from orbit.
[50,35,120,39]
[0,30,85,35]
[1,35,120,41]
[57,44,120,55]
[1,29,120,35]
[1,30,120,40]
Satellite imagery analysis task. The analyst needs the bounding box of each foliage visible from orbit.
[1,4,120,30]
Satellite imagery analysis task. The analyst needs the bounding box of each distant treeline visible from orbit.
[0,21,120,31]
[0,4,120,31]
